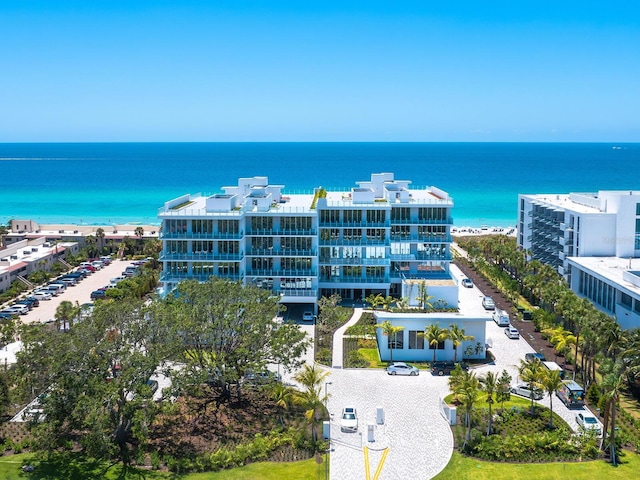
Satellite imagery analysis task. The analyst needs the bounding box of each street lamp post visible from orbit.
[324,381,332,411]
[324,381,333,480]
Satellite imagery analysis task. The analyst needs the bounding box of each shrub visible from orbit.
[346,350,369,368]
[316,348,331,365]
[586,383,601,407]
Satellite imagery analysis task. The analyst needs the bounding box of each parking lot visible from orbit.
[6,259,136,325]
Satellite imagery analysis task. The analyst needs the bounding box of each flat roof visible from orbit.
[568,256,640,296]
[522,194,600,214]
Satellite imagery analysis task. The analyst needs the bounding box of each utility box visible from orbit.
[376,407,385,425]
[322,421,330,440]
[367,424,375,442]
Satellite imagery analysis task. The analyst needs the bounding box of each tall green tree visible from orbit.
[448,324,474,363]
[293,364,330,445]
[518,359,544,414]
[167,278,309,400]
[55,300,80,332]
[495,369,512,411]
[95,227,106,254]
[480,371,497,435]
[453,370,481,448]
[16,298,174,468]
[540,369,563,428]
[375,320,405,364]
[424,323,448,364]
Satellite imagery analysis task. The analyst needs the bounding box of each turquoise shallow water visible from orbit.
[1,142,638,227]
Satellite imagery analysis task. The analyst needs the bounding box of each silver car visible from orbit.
[482,296,495,310]
[510,383,543,400]
[386,362,419,376]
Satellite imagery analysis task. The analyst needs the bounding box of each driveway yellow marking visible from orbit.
[363,446,389,480]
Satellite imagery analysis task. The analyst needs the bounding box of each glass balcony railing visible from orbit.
[160,272,243,282]
[319,275,390,283]
[318,257,390,266]
[160,252,244,261]
[160,231,243,240]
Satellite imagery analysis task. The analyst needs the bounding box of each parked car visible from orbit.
[576,412,602,436]
[504,325,520,339]
[302,311,315,322]
[59,277,77,286]
[525,352,546,363]
[482,296,495,310]
[431,361,469,376]
[510,383,543,400]
[461,278,473,288]
[341,407,358,432]
[90,289,108,300]
[1,304,29,315]
[0,312,16,320]
[17,297,39,308]
[386,362,419,376]
[33,290,53,300]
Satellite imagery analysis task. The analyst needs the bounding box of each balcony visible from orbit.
[245,228,317,236]
[319,275,390,283]
[318,220,390,228]
[319,257,390,266]
[390,217,453,225]
[390,252,452,262]
[246,268,317,277]
[160,272,242,282]
[319,238,390,246]
[160,231,244,240]
[246,248,316,257]
[160,252,244,261]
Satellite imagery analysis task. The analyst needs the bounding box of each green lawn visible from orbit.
[433,451,640,480]
[0,454,320,480]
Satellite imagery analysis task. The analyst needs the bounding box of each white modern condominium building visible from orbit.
[518,190,640,328]
[158,173,455,310]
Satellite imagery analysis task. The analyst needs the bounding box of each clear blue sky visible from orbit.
[2,1,639,142]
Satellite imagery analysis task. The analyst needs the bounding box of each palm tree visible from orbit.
[270,382,295,427]
[599,360,625,465]
[365,293,385,310]
[518,359,544,415]
[448,324,474,363]
[480,371,497,435]
[457,370,481,448]
[55,300,80,332]
[424,323,448,364]
[495,369,512,411]
[293,364,330,445]
[540,369,563,428]
[96,227,106,254]
[375,320,405,364]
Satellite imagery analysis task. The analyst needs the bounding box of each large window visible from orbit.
[408,331,424,349]
[635,219,640,250]
[388,330,403,349]
[428,339,445,350]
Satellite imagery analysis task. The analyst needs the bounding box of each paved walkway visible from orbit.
[331,308,363,368]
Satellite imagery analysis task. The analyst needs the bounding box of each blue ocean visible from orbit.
[0,142,638,228]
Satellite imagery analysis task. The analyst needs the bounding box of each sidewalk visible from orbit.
[331,308,363,368]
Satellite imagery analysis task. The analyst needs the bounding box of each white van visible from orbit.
[493,308,510,327]
[542,361,565,379]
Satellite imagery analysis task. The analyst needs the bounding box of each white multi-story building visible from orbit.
[518,190,640,328]
[158,173,456,312]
